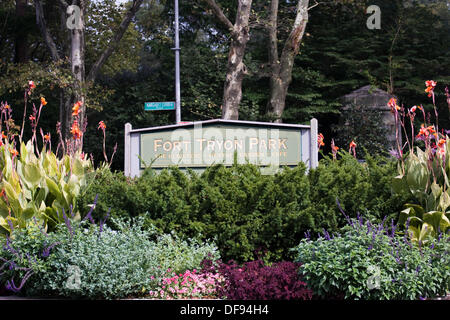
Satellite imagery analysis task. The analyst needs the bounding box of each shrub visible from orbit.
[307,152,412,233]
[79,156,408,262]
[79,163,313,262]
[293,215,449,300]
[200,259,312,300]
[0,217,219,299]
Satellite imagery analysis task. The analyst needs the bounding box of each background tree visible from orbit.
[201,0,253,120]
[34,0,144,144]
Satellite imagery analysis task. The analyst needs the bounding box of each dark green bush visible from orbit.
[78,153,410,263]
[308,152,412,233]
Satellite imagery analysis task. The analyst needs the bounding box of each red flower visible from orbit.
[317,133,324,148]
[70,120,82,140]
[72,101,83,116]
[425,80,437,98]
[28,81,36,90]
[9,148,18,157]
[29,115,36,122]
[98,121,106,131]
[387,98,400,113]
[349,141,357,149]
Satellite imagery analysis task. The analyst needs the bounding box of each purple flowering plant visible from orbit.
[293,200,449,300]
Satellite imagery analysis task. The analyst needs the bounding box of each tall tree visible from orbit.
[34,0,144,146]
[203,0,252,120]
[266,0,310,123]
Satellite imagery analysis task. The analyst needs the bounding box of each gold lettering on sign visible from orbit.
[163,141,172,151]
[249,138,259,150]
[207,140,215,151]
[235,139,243,150]
[279,139,288,149]
[224,140,233,151]
[196,138,206,151]
[154,139,162,152]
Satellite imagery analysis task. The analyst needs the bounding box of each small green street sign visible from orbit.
[145,101,176,111]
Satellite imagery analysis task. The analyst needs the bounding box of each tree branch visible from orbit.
[58,0,69,9]
[35,0,61,61]
[268,0,279,67]
[86,0,144,83]
[203,0,234,31]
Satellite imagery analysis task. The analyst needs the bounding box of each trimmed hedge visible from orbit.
[78,153,411,262]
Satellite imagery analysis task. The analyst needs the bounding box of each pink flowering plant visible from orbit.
[149,268,226,299]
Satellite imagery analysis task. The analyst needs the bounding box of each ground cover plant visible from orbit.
[200,259,313,300]
[0,214,220,299]
[294,207,449,300]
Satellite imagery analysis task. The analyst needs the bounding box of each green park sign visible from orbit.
[124,119,318,176]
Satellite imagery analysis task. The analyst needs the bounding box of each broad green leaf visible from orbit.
[46,177,62,200]
[439,191,450,212]
[23,163,42,187]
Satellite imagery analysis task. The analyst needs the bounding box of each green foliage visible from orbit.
[0,217,219,299]
[332,104,389,158]
[294,220,449,300]
[392,143,450,243]
[308,152,412,233]
[79,157,406,262]
[0,140,92,236]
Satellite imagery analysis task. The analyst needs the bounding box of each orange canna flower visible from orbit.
[425,80,437,88]
[72,101,83,116]
[28,80,36,90]
[44,134,50,142]
[1,131,6,139]
[427,125,436,135]
[438,138,446,147]
[4,104,10,110]
[332,145,339,152]
[349,141,357,149]
[425,80,437,98]
[387,98,401,113]
[317,133,325,148]
[9,148,18,157]
[98,121,106,130]
[70,120,82,140]
[40,97,47,106]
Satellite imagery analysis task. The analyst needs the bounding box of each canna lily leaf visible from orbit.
[23,162,43,187]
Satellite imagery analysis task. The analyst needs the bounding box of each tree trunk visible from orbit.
[14,0,28,63]
[267,0,309,123]
[204,0,252,120]
[69,1,86,136]
[221,0,252,120]
[36,0,144,148]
